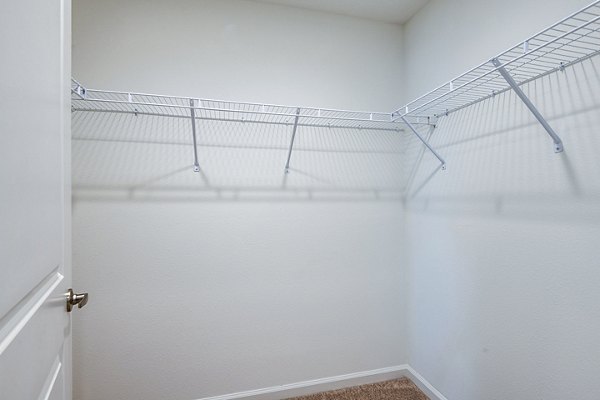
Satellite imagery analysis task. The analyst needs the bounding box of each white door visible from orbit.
[0,0,74,399]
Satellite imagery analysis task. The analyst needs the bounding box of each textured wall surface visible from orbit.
[402,1,600,399]
[72,1,408,399]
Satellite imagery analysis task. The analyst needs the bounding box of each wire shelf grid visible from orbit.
[393,0,600,120]
[71,79,409,132]
[70,1,600,178]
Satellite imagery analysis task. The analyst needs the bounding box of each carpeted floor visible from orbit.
[285,378,429,400]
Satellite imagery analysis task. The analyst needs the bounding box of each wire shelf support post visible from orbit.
[399,115,446,170]
[491,58,564,153]
[284,108,302,173]
[189,99,201,172]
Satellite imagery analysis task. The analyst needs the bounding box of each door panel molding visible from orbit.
[0,269,64,355]
[38,357,63,400]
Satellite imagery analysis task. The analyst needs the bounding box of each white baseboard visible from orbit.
[402,365,448,400]
[197,364,447,400]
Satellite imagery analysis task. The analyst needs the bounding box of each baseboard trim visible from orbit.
[402,365,448,400]
[197,365,408,400]
[197,364,447,400]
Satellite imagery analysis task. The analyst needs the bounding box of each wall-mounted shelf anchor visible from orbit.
[284,108,302,173]
[189,99,201,172]
[491,58,564,153]
[73,82,86,99]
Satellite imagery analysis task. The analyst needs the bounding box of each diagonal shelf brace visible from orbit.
[189,99,201,172]
[399,115,446,170]
[491,58,564,153]
[284,108,302,173]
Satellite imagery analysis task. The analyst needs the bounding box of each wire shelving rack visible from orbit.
[71,82,406,132]
[71,80,421,173]
[72,1,600,174]
[393,0,600,154]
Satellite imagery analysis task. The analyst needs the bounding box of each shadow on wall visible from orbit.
[71,109,438,203]
[405,57,600,224]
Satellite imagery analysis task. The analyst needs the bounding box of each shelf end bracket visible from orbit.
[491,58,564,153]
[72,81,87,100]
[400,115,446,170]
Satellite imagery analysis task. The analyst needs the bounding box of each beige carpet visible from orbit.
[285,378,429,400]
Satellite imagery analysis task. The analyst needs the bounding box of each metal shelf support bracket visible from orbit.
[72,82,87,99]
[284,108,302,173]
[399,115,446,170]
[491,58,564,153]
[189,99,201,172]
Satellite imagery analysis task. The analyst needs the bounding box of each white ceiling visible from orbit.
[250,0,430,24]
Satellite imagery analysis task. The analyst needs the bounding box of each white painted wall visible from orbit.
[73,1,600,399]
[402,1,600,399]
[73,0,405,111]
[71,1,408,399]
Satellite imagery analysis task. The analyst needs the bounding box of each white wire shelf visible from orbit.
[394,1,600,121]
[71,79,442,174]
[71,80,413,132]
[71,1,600,176]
